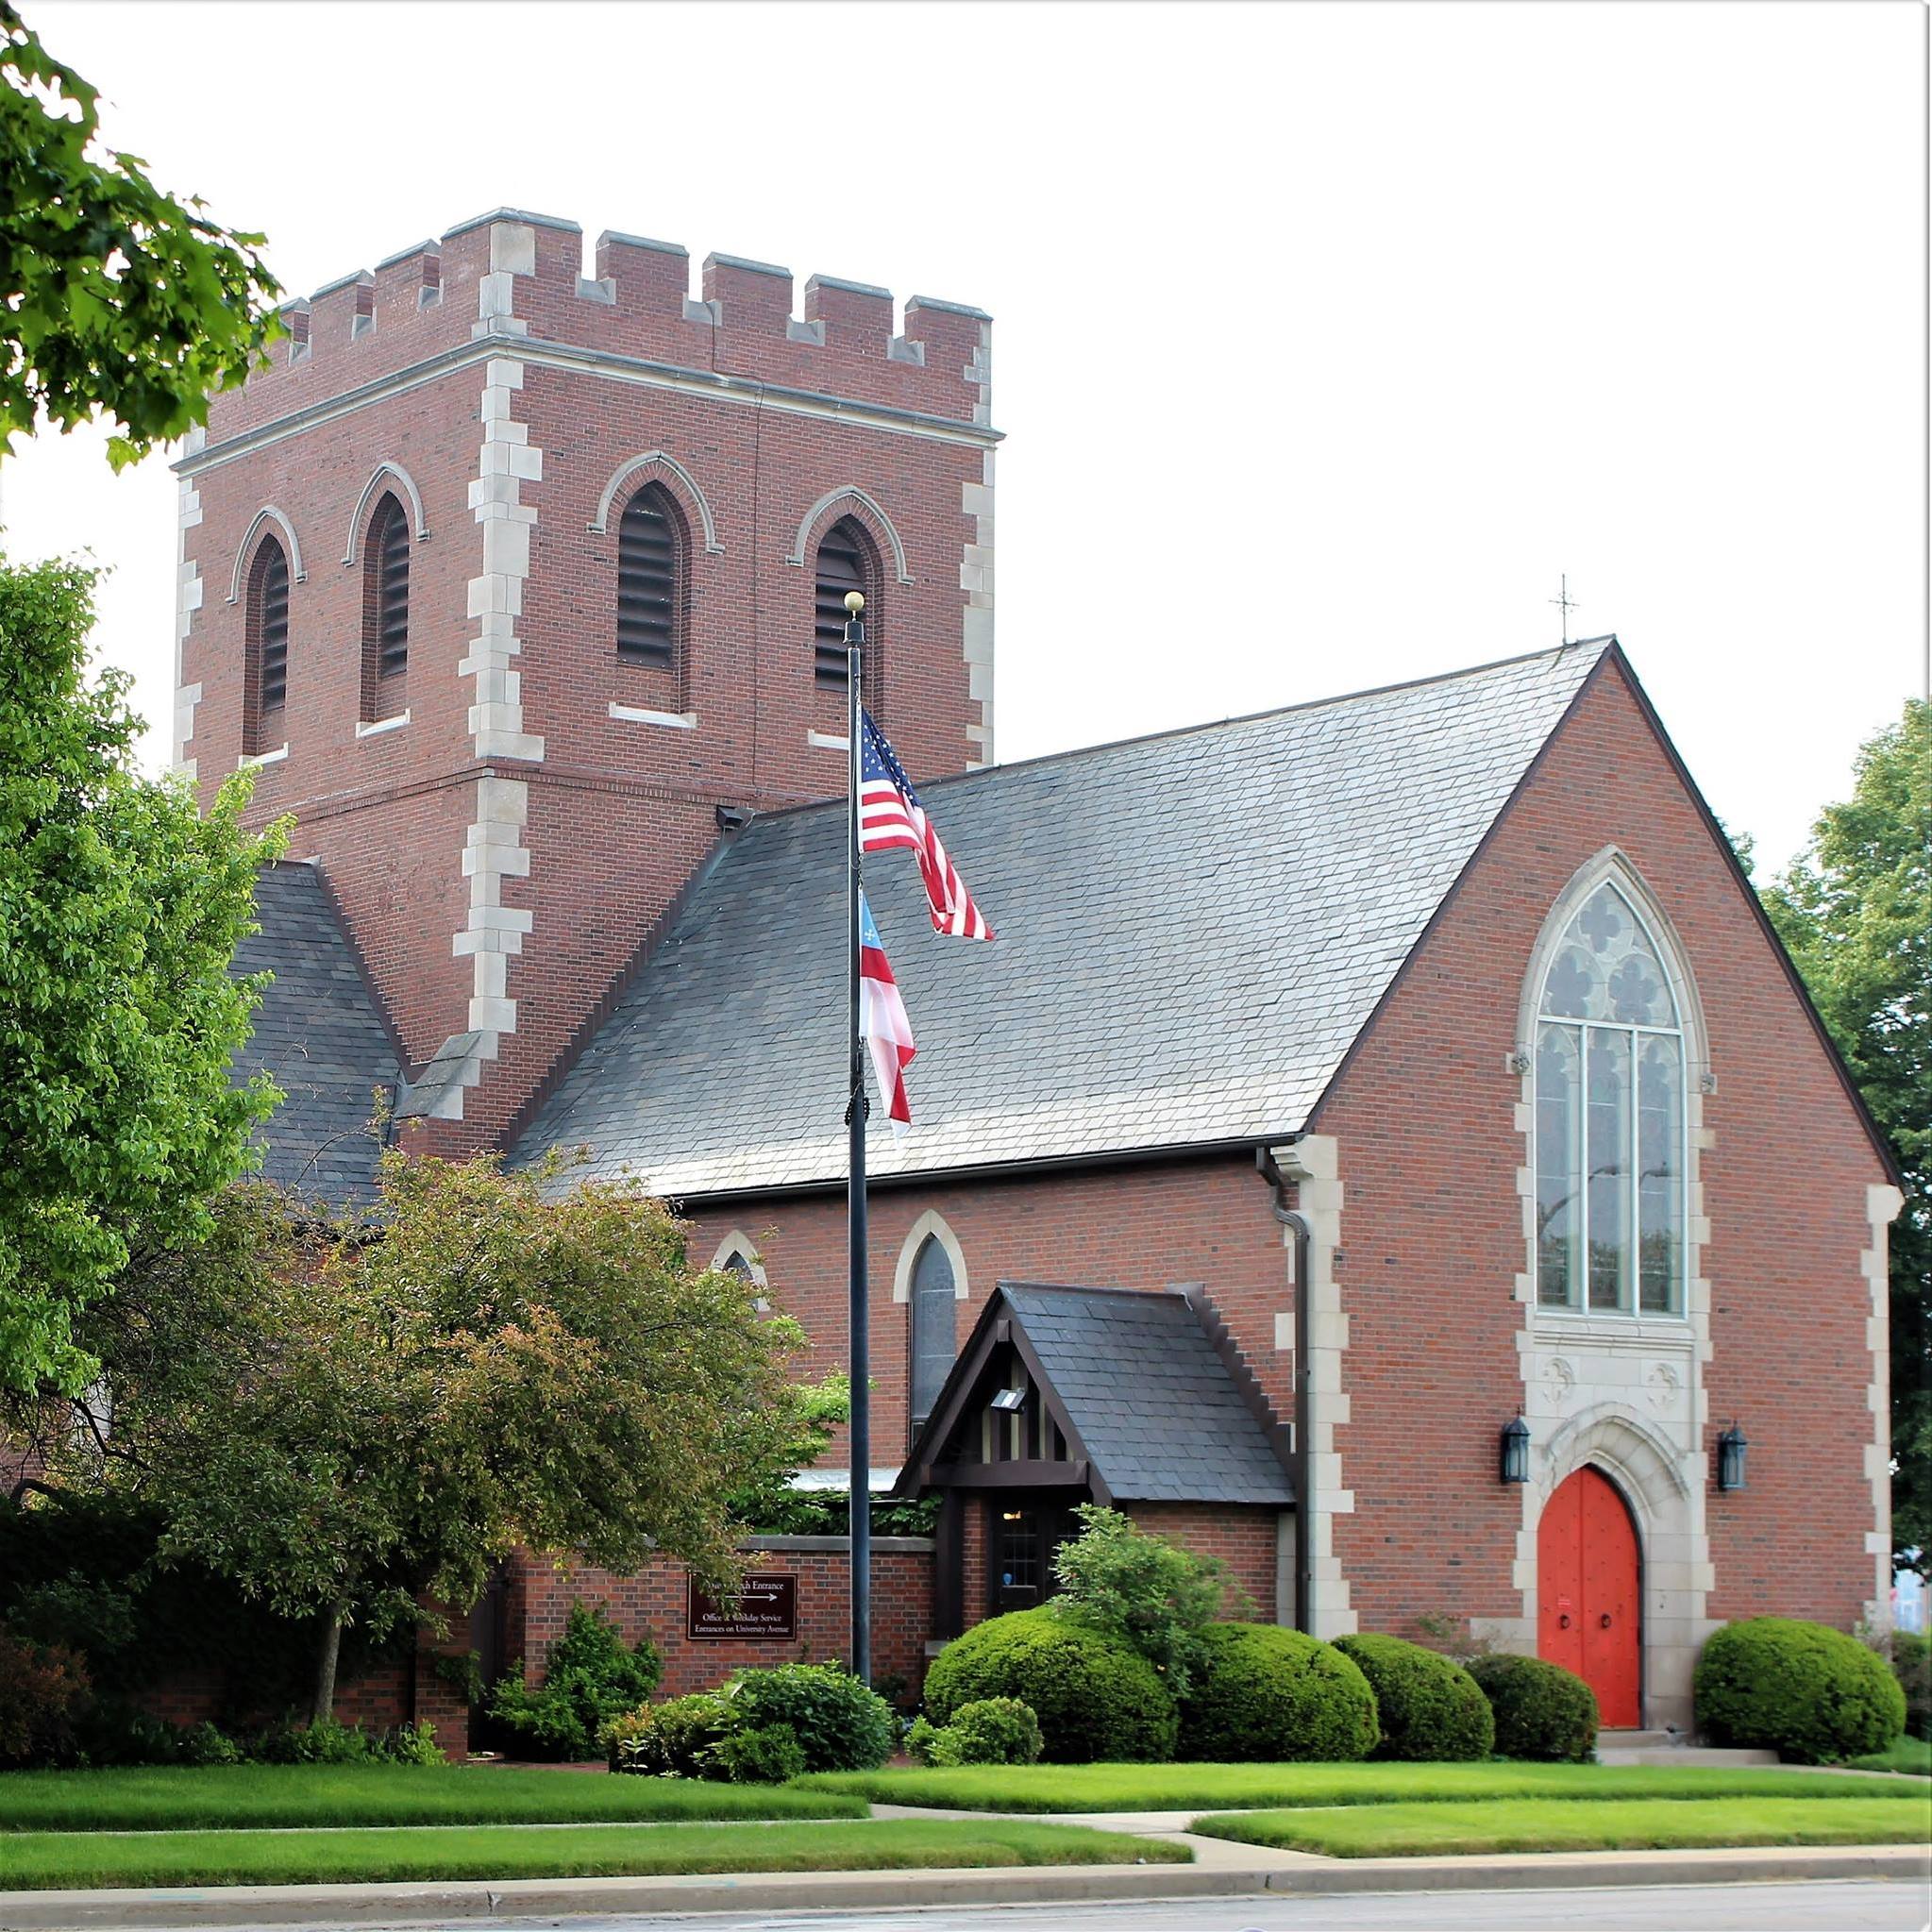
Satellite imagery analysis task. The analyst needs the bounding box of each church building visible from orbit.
[175,210,1903,1741]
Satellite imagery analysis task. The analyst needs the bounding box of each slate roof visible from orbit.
[515,641,1610,1195]
[233,863,400,1204]
[992,1284,1291,1505]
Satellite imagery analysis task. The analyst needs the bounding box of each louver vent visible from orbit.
[617,491,678,667]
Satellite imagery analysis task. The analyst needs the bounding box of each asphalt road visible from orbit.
[322,1880,1929,1932]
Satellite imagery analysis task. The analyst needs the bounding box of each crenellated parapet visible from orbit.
[205,209,993,449]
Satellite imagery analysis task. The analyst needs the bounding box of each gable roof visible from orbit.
[514,640,1612,1195]
[902,1282,1294,1506]
[232,862,400,1204]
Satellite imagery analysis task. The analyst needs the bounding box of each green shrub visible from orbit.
[1694,1618,1907,1764]
[249,1714,377,1764]
[180,1721,243,1767]
[1048,1504,1235,1697]
[0,1633,88,1767]
[488,1602,662,1762]
[926,1696,1044,1767]
[924,1607,1178,1764]
[905,1714,944,1765]
[610,1691,734,1777]
[1467,1653,1598,1762]
[1178,1623,1379,1763]
[709,1722,808,1784]
[375,1719,445,1767]
[1334,1633,1494,1761]
[1888,1630,1930,1742]
[725,1663,895,1772]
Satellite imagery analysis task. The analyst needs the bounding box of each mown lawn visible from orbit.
[0,1764,865,1833]
[1190,1795,1932,1858]
[1845,1738,1932,1777]
[801,1760,1914,1812]
[0,1818,1189,1891]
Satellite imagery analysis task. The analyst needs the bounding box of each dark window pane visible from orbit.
[256,540,289,721]
[909,1236,957,1424]
[374,497,409,681]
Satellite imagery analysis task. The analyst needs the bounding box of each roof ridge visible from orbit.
[999,1280,1191,1302]
[731,636,1617,833]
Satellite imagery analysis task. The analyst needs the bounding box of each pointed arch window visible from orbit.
[616,483,684,674]
[244,534,291,755]
[814,516,880,705]
[361,493,410,719]
[909,1235,958,1428]
[1534,881,1686,1315]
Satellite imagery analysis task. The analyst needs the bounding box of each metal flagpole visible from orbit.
[843,589,871,1687]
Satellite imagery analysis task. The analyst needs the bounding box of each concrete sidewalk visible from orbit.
[0,1843,1924,1930]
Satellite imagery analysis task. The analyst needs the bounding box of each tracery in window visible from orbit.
[1535,882,1684,1315]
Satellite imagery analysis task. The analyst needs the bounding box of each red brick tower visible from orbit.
[172,210,997,1150]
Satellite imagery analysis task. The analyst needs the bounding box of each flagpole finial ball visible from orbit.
[844,591,866,614]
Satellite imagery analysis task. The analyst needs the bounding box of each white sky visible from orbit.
[2,0,1924,874]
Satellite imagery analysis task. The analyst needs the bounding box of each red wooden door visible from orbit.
[1537,1466,1640,1727]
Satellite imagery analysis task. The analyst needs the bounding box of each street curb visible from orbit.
[0,1845,1924,1928]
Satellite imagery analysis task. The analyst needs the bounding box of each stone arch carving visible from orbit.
[226,506,305,603]
[709,1228,768,1291]
[1539,1402,1690,1517]
[342,462,429,564]
[892,1210,969,1304]
[590,450,723,552]
[1517,845,1711,1081]
[787,485,914,584]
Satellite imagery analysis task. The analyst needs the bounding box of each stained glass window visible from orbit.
[1535,882,1685,1315]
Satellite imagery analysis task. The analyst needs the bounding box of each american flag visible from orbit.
[859,711,994,940]
[858,893,916,1127]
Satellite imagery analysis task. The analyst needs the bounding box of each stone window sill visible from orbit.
[1531,1309,1694,1350]
[237,743,288,768]
[808,729,849,752]
[609,702,697,730]
[356,710,411,738]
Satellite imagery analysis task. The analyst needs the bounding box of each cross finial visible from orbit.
[1550,575,1579,646]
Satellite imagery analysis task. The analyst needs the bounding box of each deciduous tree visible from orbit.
[1,2,280,465]
[0,553,283,1395]
[1761,700,1930,1571]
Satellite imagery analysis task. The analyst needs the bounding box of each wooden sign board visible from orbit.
[685,1572,798,1642]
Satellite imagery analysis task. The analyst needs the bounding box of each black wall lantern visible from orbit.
[1715,1423,1748,1492]
[1500,1416,1531,1485]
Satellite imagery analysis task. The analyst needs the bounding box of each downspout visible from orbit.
[1258,1144,1314,1634]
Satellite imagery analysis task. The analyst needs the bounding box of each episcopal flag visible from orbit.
[859,711,994,940]
[858,893,916,1127]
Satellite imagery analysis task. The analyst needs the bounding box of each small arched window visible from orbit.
[909,1235,958,1428]
[361,493,410,719]
[813,516,879,706]
[616,483,683,674]
[244,534,291,755]
[1534,881,1686,1316]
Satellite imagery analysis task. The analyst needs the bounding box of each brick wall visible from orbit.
[512,1539,934,1708]
[1124,1503,1283,1625]
[1312,654,1889,1639]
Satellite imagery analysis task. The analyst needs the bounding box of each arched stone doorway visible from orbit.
[1538,1465,1641,1727]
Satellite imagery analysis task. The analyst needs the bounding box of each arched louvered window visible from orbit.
[814,517,878,701]
[244,535,290,755]
[361,493,410,718]
[616,484,682,672]
[909,1235,958,1429]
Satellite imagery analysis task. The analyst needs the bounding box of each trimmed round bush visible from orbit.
[709,1722,807,1785]
[1334,1633,1494,1761]
[930,1696,1044,1767]
[726,1663,895,1772]
[1177,1623,1379,1763]
[1891,1630,1931,1742]
[607,1690,732,1777]
[1466,1653,1598,1762]
[922,1608,1179,1764]
[1694,1617,1907,1764]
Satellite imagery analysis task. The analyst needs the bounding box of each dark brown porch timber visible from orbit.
[926,1458,1092,1491]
